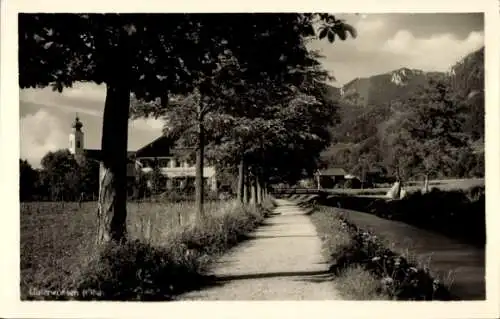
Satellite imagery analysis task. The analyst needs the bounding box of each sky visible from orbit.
[19,13,485,168]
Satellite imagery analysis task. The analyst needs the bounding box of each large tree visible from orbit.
[132,14,356,209]
[19,13,355,243]
[386,79,469,181]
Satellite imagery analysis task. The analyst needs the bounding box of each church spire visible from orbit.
[72,113,83,131]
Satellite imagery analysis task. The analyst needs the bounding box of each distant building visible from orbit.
[315,167,347,189]
[67,114,217,195]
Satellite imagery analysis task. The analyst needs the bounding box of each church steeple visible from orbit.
[69,113,84,157]
[72,113,83,131]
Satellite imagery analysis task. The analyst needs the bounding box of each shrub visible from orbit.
[331,217,455,300]
[310,206,454,300]
[24,199,273,301]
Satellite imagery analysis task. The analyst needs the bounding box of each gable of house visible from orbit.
[135,136,176,158]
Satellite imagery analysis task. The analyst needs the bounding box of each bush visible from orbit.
[28,200,273,301]
[332,217,455,300]
[310,206,454,300]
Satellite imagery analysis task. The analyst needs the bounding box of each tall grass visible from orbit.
[308,203,455,300]
[21,199,274,300]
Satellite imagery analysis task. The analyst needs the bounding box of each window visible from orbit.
[158,159,169,168]
[76,141,81,148]
[141,159,152,167]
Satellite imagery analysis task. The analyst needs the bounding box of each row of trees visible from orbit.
[20,150,100,202]
[19,13,356,244]
[323,76,484,182]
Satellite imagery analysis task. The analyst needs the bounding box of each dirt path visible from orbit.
[177,199,341,300]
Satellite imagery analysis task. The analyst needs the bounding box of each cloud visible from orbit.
[354,17,387,51]
[20,83,105,117]
[308,16,484,85]
[20,110,68,168]
[19,110,164,168]
[382,30,484,71]
[20,82,165,140]
[20,100,103,117]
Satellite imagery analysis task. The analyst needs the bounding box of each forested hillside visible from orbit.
[321,46,484,181]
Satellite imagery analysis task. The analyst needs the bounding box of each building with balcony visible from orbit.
[134,135,217,192]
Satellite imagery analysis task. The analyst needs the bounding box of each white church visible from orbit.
[68,115,218,194]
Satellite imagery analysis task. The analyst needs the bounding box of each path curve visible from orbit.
[177,199,341,300]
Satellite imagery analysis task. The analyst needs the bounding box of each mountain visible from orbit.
[449,46,484,99]
[321,46,485,177]
[323,46,484,108]
[335,68,448,107]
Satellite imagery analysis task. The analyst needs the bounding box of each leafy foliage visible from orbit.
[19,13,357,239]
[20,150,100,201]
[130,13,355,190]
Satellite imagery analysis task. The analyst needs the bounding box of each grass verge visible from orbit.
[319,186,485,247]
[22,199,275,301]
[308,203,456,300]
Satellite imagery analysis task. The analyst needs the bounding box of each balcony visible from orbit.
[140,165,216,178]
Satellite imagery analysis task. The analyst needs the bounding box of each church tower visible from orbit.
[69,114,84,158]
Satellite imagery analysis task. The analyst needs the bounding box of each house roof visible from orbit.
[135,136,176,158]
[318,167,347,176]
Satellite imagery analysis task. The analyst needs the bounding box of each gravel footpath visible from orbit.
[177,199,341,300]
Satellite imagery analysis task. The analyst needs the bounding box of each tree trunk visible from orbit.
[263,181,267,199]
[243,167,250,204]
[96,29,134,246]
[96,78,131,245]
[256,174,262,204]
[250,171,257,205]
[195,119,205,218]
[423,173,430,194]
[261,178,265,201]
[361,166,365,189]
[237,155,245,203]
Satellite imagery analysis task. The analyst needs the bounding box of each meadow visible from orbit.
[21,199,270,300]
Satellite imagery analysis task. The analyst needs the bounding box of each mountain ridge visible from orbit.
[323,46,484,108]
[319,46,485,176]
